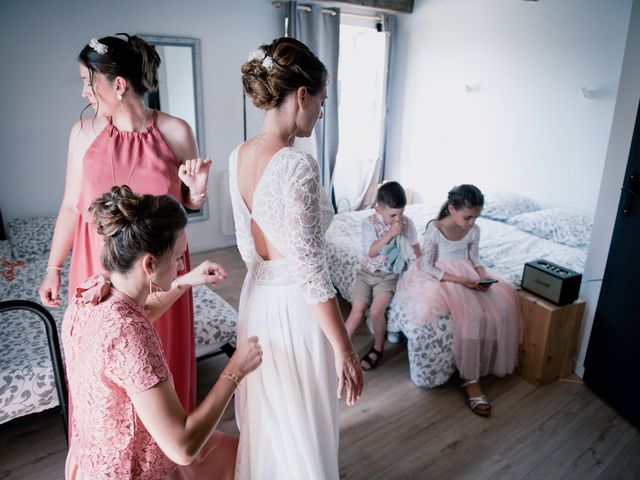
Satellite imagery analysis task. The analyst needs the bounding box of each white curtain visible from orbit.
[333,20,392,212]
[286,1,340,208]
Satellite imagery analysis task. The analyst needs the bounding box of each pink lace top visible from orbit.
[62,275,176,479]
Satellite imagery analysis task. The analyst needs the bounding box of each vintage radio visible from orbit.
[521,259,582,306]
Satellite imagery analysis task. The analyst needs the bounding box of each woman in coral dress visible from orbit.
[38,34,209,412]
[395,185,521,416]
[63,186,262,479]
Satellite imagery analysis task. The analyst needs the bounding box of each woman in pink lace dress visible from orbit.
[395,185,521,417]
[39,34,209,413]
[63,186,262,479]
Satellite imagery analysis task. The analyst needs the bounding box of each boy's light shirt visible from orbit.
[361,213,418,273]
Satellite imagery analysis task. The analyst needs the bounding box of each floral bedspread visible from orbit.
[0,246,237,425]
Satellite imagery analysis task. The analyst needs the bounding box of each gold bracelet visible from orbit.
[46,265,62,272]
[220,371,242,389]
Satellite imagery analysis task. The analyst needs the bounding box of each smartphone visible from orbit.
[477,279,498,285]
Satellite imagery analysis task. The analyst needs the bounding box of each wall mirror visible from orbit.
[140,34,208,222]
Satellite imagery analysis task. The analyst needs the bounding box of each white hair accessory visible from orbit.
[89,38,108,55]
[262,56,274,70]
[248,48,274,71]
[248,49,266,62]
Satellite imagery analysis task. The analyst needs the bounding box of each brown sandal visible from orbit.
[360,346,383,371]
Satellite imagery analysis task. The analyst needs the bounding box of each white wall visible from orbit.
[575,0,640,377]
[0,0,282,252]
[385,0,633,216]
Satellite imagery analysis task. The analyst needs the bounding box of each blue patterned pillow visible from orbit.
[482,192,541,222]
[8,217,55,261]
[508,209,593,248]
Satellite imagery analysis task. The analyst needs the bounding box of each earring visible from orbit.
[149,278,164,302]
[117,93,123,101]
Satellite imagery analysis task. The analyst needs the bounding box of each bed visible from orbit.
[325,192,592,387]
[0,217,238,426]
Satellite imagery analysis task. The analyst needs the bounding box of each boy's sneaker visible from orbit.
[387,331,402,344]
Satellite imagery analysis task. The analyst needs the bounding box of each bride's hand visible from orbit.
[172,260,227,290]
[178,157,212,196]
[336,349,364,406]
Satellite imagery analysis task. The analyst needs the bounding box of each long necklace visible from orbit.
[110,106,149,187]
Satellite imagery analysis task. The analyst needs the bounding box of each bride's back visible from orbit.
[236,139,287,261]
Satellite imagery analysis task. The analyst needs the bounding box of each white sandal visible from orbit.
[460,379,492,417]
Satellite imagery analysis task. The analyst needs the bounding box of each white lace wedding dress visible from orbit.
[229,146,339,480]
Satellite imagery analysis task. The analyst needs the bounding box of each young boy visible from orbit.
[345,181,421,370]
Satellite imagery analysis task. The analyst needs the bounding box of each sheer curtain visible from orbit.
[333,17,392,212]
[285,1,340,208]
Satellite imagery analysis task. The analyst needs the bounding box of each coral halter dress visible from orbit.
[69,110,196,412]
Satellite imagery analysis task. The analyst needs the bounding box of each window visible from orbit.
[334,19,389,212]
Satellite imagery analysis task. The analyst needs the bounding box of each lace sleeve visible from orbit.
[105,315,170,394]
[468,225,484,267]
[419,223,445,281]
[283,154,337,304]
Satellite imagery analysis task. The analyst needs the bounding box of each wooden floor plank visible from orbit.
[595,431,640,480]
[1,246,638,480]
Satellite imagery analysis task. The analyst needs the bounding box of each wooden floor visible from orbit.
[1,246,639,480]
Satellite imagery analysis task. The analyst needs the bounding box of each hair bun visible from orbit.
[90,185,145,237]
[241,51,281,109]
[241,37,327,110]
[120,33,160,93]
[89,186,187,274]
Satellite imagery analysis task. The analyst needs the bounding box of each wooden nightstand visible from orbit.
[517,290,586,386]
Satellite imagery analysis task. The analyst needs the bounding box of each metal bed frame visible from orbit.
[0,299,68,442]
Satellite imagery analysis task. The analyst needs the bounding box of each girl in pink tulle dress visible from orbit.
[395,185,521,416]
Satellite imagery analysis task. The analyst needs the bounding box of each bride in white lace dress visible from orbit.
[229,38,364,479]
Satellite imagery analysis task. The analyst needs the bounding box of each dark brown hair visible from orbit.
[241,37,327,109]
[376,181,407,209]
[78,34,160,96]
[437,184,485,220]
[89,185,187,273]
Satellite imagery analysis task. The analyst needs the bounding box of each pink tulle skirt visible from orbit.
[395,259,522,380]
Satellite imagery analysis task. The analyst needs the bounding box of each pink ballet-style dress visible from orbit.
[62,275,237,480]
[69,111,196,413]
[395,222,521,380]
